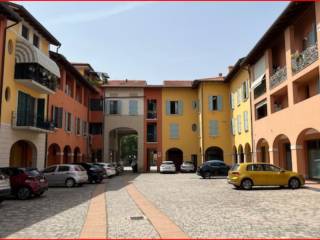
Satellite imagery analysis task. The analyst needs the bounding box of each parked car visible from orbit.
[113,162,124,175]
[228,163,305,190]
[92,162,116,177]
[0,169,10,203]
[160,161,176,173]
[72,163,105,183]
[0,167,48,200]
[180,161,195,173]
[42,164,88,187]
[197,160,230,179]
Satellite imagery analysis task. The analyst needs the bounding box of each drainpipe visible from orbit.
[0,19,19,123]
[201,83,204,163]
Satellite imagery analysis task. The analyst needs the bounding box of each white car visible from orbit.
[93,163,116,177]
[0,170,10,203]
[160,161,176,173]
[180,161,195,173]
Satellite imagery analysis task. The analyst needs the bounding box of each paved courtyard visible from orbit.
[0,173,319,238]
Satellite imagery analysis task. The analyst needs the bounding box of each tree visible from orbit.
[120,134,137,164]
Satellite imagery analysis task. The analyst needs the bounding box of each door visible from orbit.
[56,165,70,185]
[285,143,292,171]
[36,98,45,128]
[246,164,265,185]
[308,140,320,180]
[43,166,57,186]
[263,164,286,186]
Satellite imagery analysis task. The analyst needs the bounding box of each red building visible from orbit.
[46,52,99,166]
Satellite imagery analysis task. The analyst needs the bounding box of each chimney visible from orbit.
[228,66,234,73]
[219,73,223,77]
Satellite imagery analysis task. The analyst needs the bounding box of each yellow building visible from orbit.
[161,81,200,169]
[225,58,252,164]
[0,3,60,168]
[194,77,233,165]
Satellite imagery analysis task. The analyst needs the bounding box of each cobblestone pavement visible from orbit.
[0,183,96,239]
[106,174,159,238]
[130,173,320,238]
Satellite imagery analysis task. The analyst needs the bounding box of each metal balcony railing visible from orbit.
[270,66,287,89]
[291,44,318,75]
[12,111,54,132]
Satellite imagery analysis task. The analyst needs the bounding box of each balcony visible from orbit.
[15,63,58,94]
[291,44,318,75]
[12,111,54,133]
[147,123,157,143]
[147,111,157,120]
[270,66,287,89]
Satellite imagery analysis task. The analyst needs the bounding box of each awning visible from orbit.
[251,73,265,89]
[15,37,60,77]
[255,99,267,109]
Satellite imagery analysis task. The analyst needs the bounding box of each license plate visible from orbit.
[40,179,45,182]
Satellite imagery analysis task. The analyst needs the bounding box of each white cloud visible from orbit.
[46,2,149,25]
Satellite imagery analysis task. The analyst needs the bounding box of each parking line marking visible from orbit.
[126,183,189,239]
[80,184,107,239]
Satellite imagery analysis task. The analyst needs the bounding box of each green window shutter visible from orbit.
[64,112,68,131]
[105,100,110,114]
[237,115,241,134]
[244,111,249,132]
[58,108,63,128]
[170,123,179,139]
[178,100,183,115]
[166,101,170,115]
[129,100,138,115]
[209,120,218,137]
[208,96,213,111]
[117,100,122,114]
[237,90,240,106]
[217,96,223,111]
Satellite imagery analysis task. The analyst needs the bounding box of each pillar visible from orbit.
[291,144,304,176]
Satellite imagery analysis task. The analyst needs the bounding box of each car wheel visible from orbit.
[203,171,211,179]
[288,177,300,189]
[16,187,31,200]
[65,178,75,188]
[241,179,253,190]
[35,191,45,197]
[95,178,103,184]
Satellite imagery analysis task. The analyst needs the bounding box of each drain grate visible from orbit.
[129,216,145,220]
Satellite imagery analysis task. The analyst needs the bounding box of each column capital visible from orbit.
[291,145,303,150]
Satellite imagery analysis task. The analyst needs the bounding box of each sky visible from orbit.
[20,1,288,84]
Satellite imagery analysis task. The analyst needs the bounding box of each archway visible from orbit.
[244,143,252,162]
[166,148,183,171]
[74,147,81,163]
[10,140,37,167]
[109,128,138,172]
[296,128,320,179]
[63,145,72,164]
[205,146,224,161]
[238,145,244,163]
[48,143,61,166]
[232,146,237,164]
[256,138,269,163]
[273,134,292,170]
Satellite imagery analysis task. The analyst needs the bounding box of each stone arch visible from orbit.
[10,140,37,167]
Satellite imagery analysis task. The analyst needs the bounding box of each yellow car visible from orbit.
[227,163,305,190]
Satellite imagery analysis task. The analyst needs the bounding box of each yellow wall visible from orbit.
[198,81,233,165]
[161,87,200,164]
[229,68,252,160]
[1,22,51,125]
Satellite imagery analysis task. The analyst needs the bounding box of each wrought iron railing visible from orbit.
[291,44,318,75]
[15,63,58,91]
[12,111,54,131]
[270,66,287,89]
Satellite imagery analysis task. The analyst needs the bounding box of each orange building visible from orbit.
[244,2,320,179]
[46,52,100,166]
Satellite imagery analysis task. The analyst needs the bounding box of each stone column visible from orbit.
[290,144,303,175]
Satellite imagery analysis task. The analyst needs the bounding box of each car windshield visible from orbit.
[183,161,192,165]
[25,169,40,176]
[74,166,85,171]
[163,161,173,165]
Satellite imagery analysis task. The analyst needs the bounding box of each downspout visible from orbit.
[201,83,204,163]
[0,20,19,123]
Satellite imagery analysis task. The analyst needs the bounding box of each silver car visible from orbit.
[0,170,10,203]
[160,161,176,173]
[180,161,195,173]
[42,164,88,187]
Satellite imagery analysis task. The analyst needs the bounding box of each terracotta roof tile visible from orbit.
[163,80,193,87]
[104,80,147,87]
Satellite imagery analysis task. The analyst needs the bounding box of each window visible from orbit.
[65,112,72,132]
[166,100,182,115]
[209,120,218,137]
[244,111,249,132]
[231,119,236,136]
[192,100,198,111]
[76,117,81,135]
[230,93,235,110]
[43,166,56,173]
[242,80,249,101]
[89,123,102,135]
[147,123,157,142]
[22,25,29,40]
[253,75,266,99]
[170,123,179,139]
[52,106,63,128]
[83,121,88,136]
[17,91,35,127]
[192,123,197,132]
[247,164,264,171]
[263,164,280,172]
[90,99,103,111]
[209,96,222,111]
[65,83,72,97]
[33,34,39,48]
[58,166,70,172]
[237,90,241,106]
[255,100,268,120]
[147,99,157,119]
[106,100,121,115]
[129,100,138,115]
[237,115,241,134]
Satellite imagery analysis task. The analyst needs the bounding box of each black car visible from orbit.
[72,163,105,184]
[197,160,230,179]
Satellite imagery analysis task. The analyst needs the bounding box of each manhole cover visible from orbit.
[129,216,145,220]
